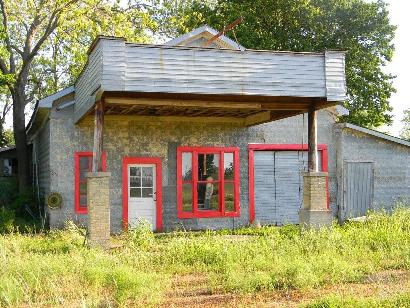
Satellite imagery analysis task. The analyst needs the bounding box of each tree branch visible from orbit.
[0,0,15,73]
[0,58,9,74]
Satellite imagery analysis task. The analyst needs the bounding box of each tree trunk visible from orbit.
[12,90,30,192]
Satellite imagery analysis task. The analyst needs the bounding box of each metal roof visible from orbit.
[342,123,410,147]
[38,86,75,108]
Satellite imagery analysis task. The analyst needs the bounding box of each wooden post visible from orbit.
[92,100,104,172]
[308,104,318,172]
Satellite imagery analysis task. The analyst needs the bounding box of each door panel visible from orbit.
[254,150,323,226]
[128,164,156,230]
[254,151,276,224]
[343,162,374,220]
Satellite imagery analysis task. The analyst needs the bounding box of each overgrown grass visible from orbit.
[306,292,410,308]
[1,208,410,306]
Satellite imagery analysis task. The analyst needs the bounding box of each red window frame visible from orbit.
[177,146,240,218]
[74,152,107,214]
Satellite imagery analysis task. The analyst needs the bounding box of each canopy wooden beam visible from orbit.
[308,103,318,172]
[92,100,105,172]
[245,111,271,126]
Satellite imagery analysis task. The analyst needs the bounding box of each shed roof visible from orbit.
[341,123,410,147]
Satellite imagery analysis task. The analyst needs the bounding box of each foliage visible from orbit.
[127,219,156,250]
[1,207,410,305]
[152,0,396,128]
[0,0,157,191]
[0,206,14,233]
[400,108,410,140]
[0,128,13,147]
[0,177,17,207]
[33,0,157,97]
[0,179,42,233]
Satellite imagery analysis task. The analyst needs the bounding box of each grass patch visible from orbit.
[1,208,410,306]
[306,292,410,308]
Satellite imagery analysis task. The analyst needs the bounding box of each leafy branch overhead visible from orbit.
[152,0,396,128]
[0,0,156,191]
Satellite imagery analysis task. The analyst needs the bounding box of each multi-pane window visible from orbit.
[74,152,106,214]
[129,166,154,198]
[177,147,240,218]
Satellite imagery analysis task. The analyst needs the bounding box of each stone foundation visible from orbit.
[300,172,332,228]
[86,172,111,248]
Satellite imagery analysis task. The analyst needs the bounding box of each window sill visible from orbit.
[178,211,240,219]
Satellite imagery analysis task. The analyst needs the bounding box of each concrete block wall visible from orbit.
[336,126,410,219]
[46,102,338,232]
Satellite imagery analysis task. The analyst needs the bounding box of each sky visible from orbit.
[382,0,410,136]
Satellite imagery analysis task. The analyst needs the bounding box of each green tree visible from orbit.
[0,0,155,191]
[0,128,13,147]
[400,108,410,140]
[153,0,396,128]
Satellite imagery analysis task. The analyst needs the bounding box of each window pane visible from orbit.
[130,188,141,198]
[142,174,153,187]
[130,167,141,176]
[80,156,91,171]
[197,182,219,211]
[130,176,141,188]
[80,182,87,194]
[142,188,153,198]
[197,153,219,181]
[142,167,152,177]
[80,195,87,207]
[182,152,192,181]
[224,183,235,212]
[224,153,234,180]
[182,184,192,212]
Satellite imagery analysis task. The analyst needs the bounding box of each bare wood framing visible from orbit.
[308,103,318,172]
[105,97,261,110]
[92,100,104,172]
[245,111,271,126]
[83,114,245,125]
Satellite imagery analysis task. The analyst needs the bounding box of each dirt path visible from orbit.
[160,270,410,307]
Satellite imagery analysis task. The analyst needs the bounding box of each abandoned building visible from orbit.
[20,26,409,239]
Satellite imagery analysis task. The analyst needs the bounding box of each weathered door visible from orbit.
[343,162,374,220]
[254,151,276,224]
[128,164,157,230]
[254,150,319,225]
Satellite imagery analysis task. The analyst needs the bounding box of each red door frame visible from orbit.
[122,157,163,231]
[248,144,329,224]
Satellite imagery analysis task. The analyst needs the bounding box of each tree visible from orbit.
[0,0,155,192]
[0,0,82,192]
[153,0,396,128]
[400,108,410,140]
